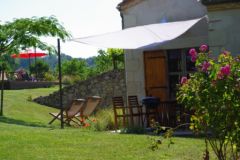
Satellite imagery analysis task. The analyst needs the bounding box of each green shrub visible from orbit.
[62,75,81,85]
[177,45,240,160]
[44,72,57,81]
[91,107,115,131]
[27,95,32,101]
[30,60,49,79]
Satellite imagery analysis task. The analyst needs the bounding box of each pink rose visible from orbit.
[191,55,197,62]
[189,48,198,62]
[202,61,211,72]
[189,48,197,57]
[199,45,208,52]
[220,64,230,76]
[181,76,188,85]
[218,64,231,79]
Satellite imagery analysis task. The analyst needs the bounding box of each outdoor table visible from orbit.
[141,96,160,127]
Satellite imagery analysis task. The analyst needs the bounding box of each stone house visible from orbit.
[117,0,240,101]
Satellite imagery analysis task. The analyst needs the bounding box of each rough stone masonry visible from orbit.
[34,70,126,109]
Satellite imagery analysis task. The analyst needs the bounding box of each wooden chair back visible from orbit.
[112,96,131,129]
[112,96,127,116]
[128,96,142,109]
[128,95,143,126]
[112,96,124,107]
[66,99,86,118]
[81,96,101,117]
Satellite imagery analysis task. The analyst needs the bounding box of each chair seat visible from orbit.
[49,112,66,117]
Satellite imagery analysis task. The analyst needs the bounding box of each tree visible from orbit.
[1,54,15,72]
[29,60,49,80]
[94,49,112,73]
[61,58,88,80]
[94,49,124,74]
[0,16,70,116]
[107,48,124,70]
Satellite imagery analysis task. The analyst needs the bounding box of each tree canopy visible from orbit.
[94,48,124,73]
[0,16,70,56]
[61,59,88,79]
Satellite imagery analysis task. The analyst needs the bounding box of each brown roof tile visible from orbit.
[117,0,240,11]
[117,0,143,11]
[201,0,240,5]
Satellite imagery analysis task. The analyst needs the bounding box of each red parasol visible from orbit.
[11,51,48,79]
[11,52,47,58]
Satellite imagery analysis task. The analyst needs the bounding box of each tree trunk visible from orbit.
[0,68,4,116]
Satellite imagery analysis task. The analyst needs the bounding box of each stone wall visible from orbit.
[34,70,126,109]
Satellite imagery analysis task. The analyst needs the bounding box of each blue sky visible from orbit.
[0,0,122,58]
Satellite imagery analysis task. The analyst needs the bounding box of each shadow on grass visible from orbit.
[0,116,50,128]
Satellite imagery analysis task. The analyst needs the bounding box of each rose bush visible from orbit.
[177,45,240,160]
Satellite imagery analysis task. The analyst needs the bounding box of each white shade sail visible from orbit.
[72,17,205,49]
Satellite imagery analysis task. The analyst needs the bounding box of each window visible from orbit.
[168,49,182,72]
[167,48,196,99]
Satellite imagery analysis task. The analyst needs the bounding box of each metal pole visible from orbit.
[34,47,37,80]
[0,68,4,116]
[57,38,64,129]
[28,54,31,69]
[28,54,31,75]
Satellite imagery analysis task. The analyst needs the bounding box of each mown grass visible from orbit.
[0,87,216,160]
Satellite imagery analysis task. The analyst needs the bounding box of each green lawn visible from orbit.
[0,87,215,160]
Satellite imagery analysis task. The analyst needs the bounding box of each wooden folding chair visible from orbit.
[49,99,86,125]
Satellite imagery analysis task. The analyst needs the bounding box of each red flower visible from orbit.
[83,123,90,128]
[80,118,85,123]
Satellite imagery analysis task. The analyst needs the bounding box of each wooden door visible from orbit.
[144,50,168,101]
